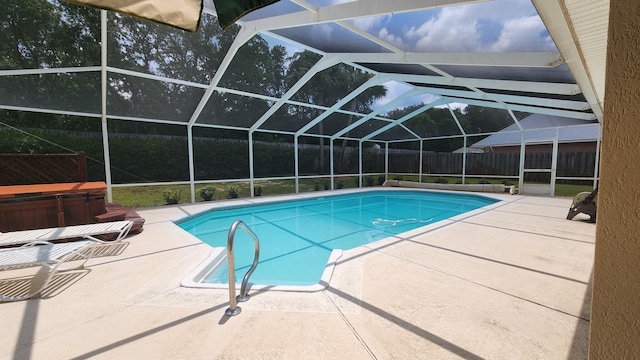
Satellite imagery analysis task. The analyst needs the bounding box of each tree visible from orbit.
[337,85,387,173]
[106,13,238,125]
[458,105,516,134]
[286,51,387,173]
[1,1,101,118]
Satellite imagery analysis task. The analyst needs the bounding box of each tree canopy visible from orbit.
[1,0,524,154]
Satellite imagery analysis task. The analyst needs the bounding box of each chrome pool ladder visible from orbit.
[224,220,260,316]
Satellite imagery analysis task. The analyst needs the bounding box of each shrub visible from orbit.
[365,176,375,187]
[163,189,181,204]
[435,177,448,184]
[254,186,263,196]
[228,187,239,198]
[479,178,491,184]
[199,186,216,201]
[314,182,320,191]
[336,181,344,189]
[377,175,386,185]
[323,182,330,190]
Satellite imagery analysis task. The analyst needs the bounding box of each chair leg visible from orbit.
[566,206,580,220]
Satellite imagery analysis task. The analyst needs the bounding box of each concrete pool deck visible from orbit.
[0,190,595,359]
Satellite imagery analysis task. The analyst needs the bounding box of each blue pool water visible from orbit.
[177,190,498,287]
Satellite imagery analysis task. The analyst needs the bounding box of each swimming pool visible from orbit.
[177,189,499,291]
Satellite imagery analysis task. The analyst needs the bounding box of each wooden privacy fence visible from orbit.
[385,151,598,177]
[0,152,88,185]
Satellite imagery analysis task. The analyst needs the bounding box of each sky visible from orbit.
[350,0,556,53]
[348,0,557,112]
[255,0,557,115]
[256,0,555,54]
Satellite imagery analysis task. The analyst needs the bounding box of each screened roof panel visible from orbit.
[197,91,270,127]
[306,112,362,136]
[238,0,307,21]
[479,88,588,102]
[372,125,416,142]
[290,63,373,106]
[433,64,577,83]
[377,90,439,120]
[371,81,413,107]
[356,63,441,77]
[271,24,394,53]
[346,0,557,53]
[305,0,357,7]
[408,83,473,93]
[338,91,376,115]
[106,13,231,84]
[260,104,322,132]
[403,108,463,138]
[107,74,205,122]
[218,35,291,97]
[219,34,321,97]
[347,119,391,139]
[459,107,515,135]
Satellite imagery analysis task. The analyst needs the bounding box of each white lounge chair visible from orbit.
[0,220,133,247]
[0,240,96,301]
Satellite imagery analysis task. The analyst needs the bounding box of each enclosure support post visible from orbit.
[294,135,299,193]
[248,131,254,197]
[593,126,602,189]
[448,105,467,185]
[358,141,363,187]
[385,143,389,181]
[330,139,335,190]
[462,136,467,184]
[100,11,113,203]
[518,132,525,191]
[419,140,423,183]
[550,129,559,196]
[187,125,195,203]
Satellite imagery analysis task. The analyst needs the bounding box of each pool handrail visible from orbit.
[224,220,260,316]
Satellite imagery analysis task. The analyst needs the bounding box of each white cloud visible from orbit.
[377,27,407,50]
[409,8,483,52]
[435,102,467,111]
[352,14,390,32]
[368,0,553,53]
[415,93,441,106]
[489,15,556,52]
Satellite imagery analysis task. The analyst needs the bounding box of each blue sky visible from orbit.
[261,0,555,55]
[257,0,557,113]
[350,0,556,53]
[348,0,557,112]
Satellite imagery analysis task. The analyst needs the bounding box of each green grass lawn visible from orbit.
[111,177,359,207]
[111,177,595,207]
[553,183,595,197]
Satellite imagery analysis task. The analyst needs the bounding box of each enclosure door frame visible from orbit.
[518,133,559,196]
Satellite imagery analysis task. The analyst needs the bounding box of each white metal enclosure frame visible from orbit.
[0,0,606,200]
